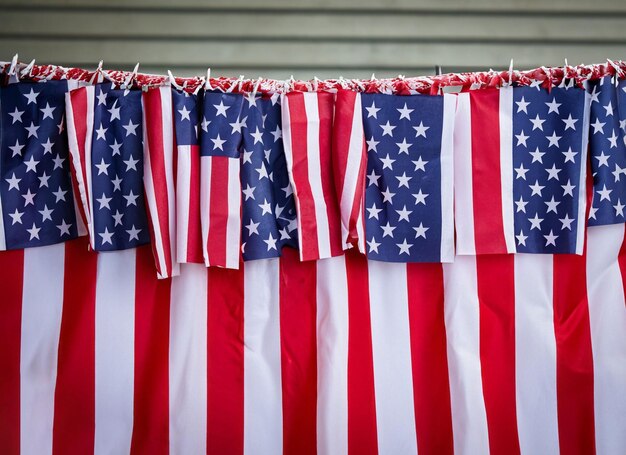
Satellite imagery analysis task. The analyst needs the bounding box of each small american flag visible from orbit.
[0,80,83,250]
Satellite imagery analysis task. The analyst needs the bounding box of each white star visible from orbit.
[546,131,562,147]
[282,184,293,198]
[515,164,529,180]
[396,205,412,222]
[562,114,578,131]
[112,210,124,226]
[366,136,379,152]
[614,199,625,217]
[612,164,624,183]
[516,230,528,246]
[40,102,56,120]
[23,88,39,104]
[201,117,211,132]
[97,193,112,210]
[126,225,142,241]
[515,196,528,213]
[530,79,543,89]
[545,196,561,213]
[596,151,610,167]
[95,157,110,176]
[412,156,428,172]
[9,209,23,225]
[396,139,411,154]
[109,139,122,156]
[279,228,291,240]
[607,130,618,148]
[562,147,577,164]
[245,92,258,107]
[124,155,139,171]
[413,121,429,138]
[528,213,544,230]
[39,204,54,222]
[413,223,429,239]
[516,97,530,113]
[242,149,253,164]
[381,187,395,204]
[381,222,396,238]
[242,184,256,200]
[107,100,120,121]
[561,180,575,197]
[27,223,41,240]
[214,101,230,117]
[245,219,260,236]
[178,105,191,121]
[589,206,598,220]
[528,147,545,164]
[597,184,612,201]
[365,102,380,118]
[396,239,413,255]
[379,154,395,170]
[270,126,282,142]
[264,233,278,251]
[591,118,605,134]
[259,199,272,215]
[546,164,561,180]
[545,98,561,114]
[22,189,36,206]
[560,214,574,230]
[95,123,108,140]
[367,237,381,253]
[413,189,428,205]
[8,107,24,124]
[99,227,114,245]
[123,119,139,136]
[256,162,269,180]
[589,85,600,103]
[53,186,67,202]
[6,173,21,191]
[530,114,546,131]
[544,230,558,247]
[515,130,529,147]
[396,172,412,188]
[23,156,39,173]
[250,127,264,145]
[25,122,39,138]
[111,174,123,191]
[367,203,382,219]
[211,134,226,151]
[41,138,55,155]
[38,171,51,188]
[380,121,396,137]
[96,90,107,106]
[397,103,414,120]
[9,139,24,157]
[604,101,614,117]
[367,169,381,186]
[123,190,139,206]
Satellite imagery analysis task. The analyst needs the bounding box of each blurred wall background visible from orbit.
[0,0,625,80]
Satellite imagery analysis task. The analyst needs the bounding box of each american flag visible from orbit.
[455,86,590,255]
[0,80,83,249]
[65,83,151,251]
[588,75,626,226]
[361,93,456,262]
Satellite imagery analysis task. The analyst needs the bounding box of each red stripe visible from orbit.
[470,89,507,254]
[186,145,203,263]
[206,266,245,455]
[619,226,626,305]
[317,92,344,257]
[345,250,378,455]
[68,88,92,225]
[279,247,317,455]
[207,156,230,266]
[406,263,455,455]
[286,93,319,260]
[553,254,596,455]
[475,255,521,455]
[52,237,98,455]
[131,246,171,455]
[143,89,174,276]
[0,249,24,455]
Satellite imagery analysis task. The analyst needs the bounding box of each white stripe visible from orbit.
[200,157,212,266]
[20,243,66,455]
[94,249,136,455]
[442,256,490,454]
[176,145,192,263]
[340,93,365,251]
[169,263,208,455]
[453,93,476,255]
[587,224,626,454]
[514,254,559,455]
[65,81,88,238]
[499,86,516,254]
[368,261,418,455]
[243,258,283,455]
[225,158,241,269]
[303,93,332,259]
[316,255,349,455]
[84,88,96,247]
[440,93,456,262]
[355,209,365,254]
[575,91,592,255]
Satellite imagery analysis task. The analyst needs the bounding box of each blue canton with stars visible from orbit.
[200,92,244,158]
[172,88,200,147]
[512,85,586,253]
[90,84,150,250]
[587,75,626,226]
[0,80,80,249]
[362,93,444,262]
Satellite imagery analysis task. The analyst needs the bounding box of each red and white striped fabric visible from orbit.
[282,91,344,261]
[142,86,179,279]
[1,225,625,455]
[332,90,367,254]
